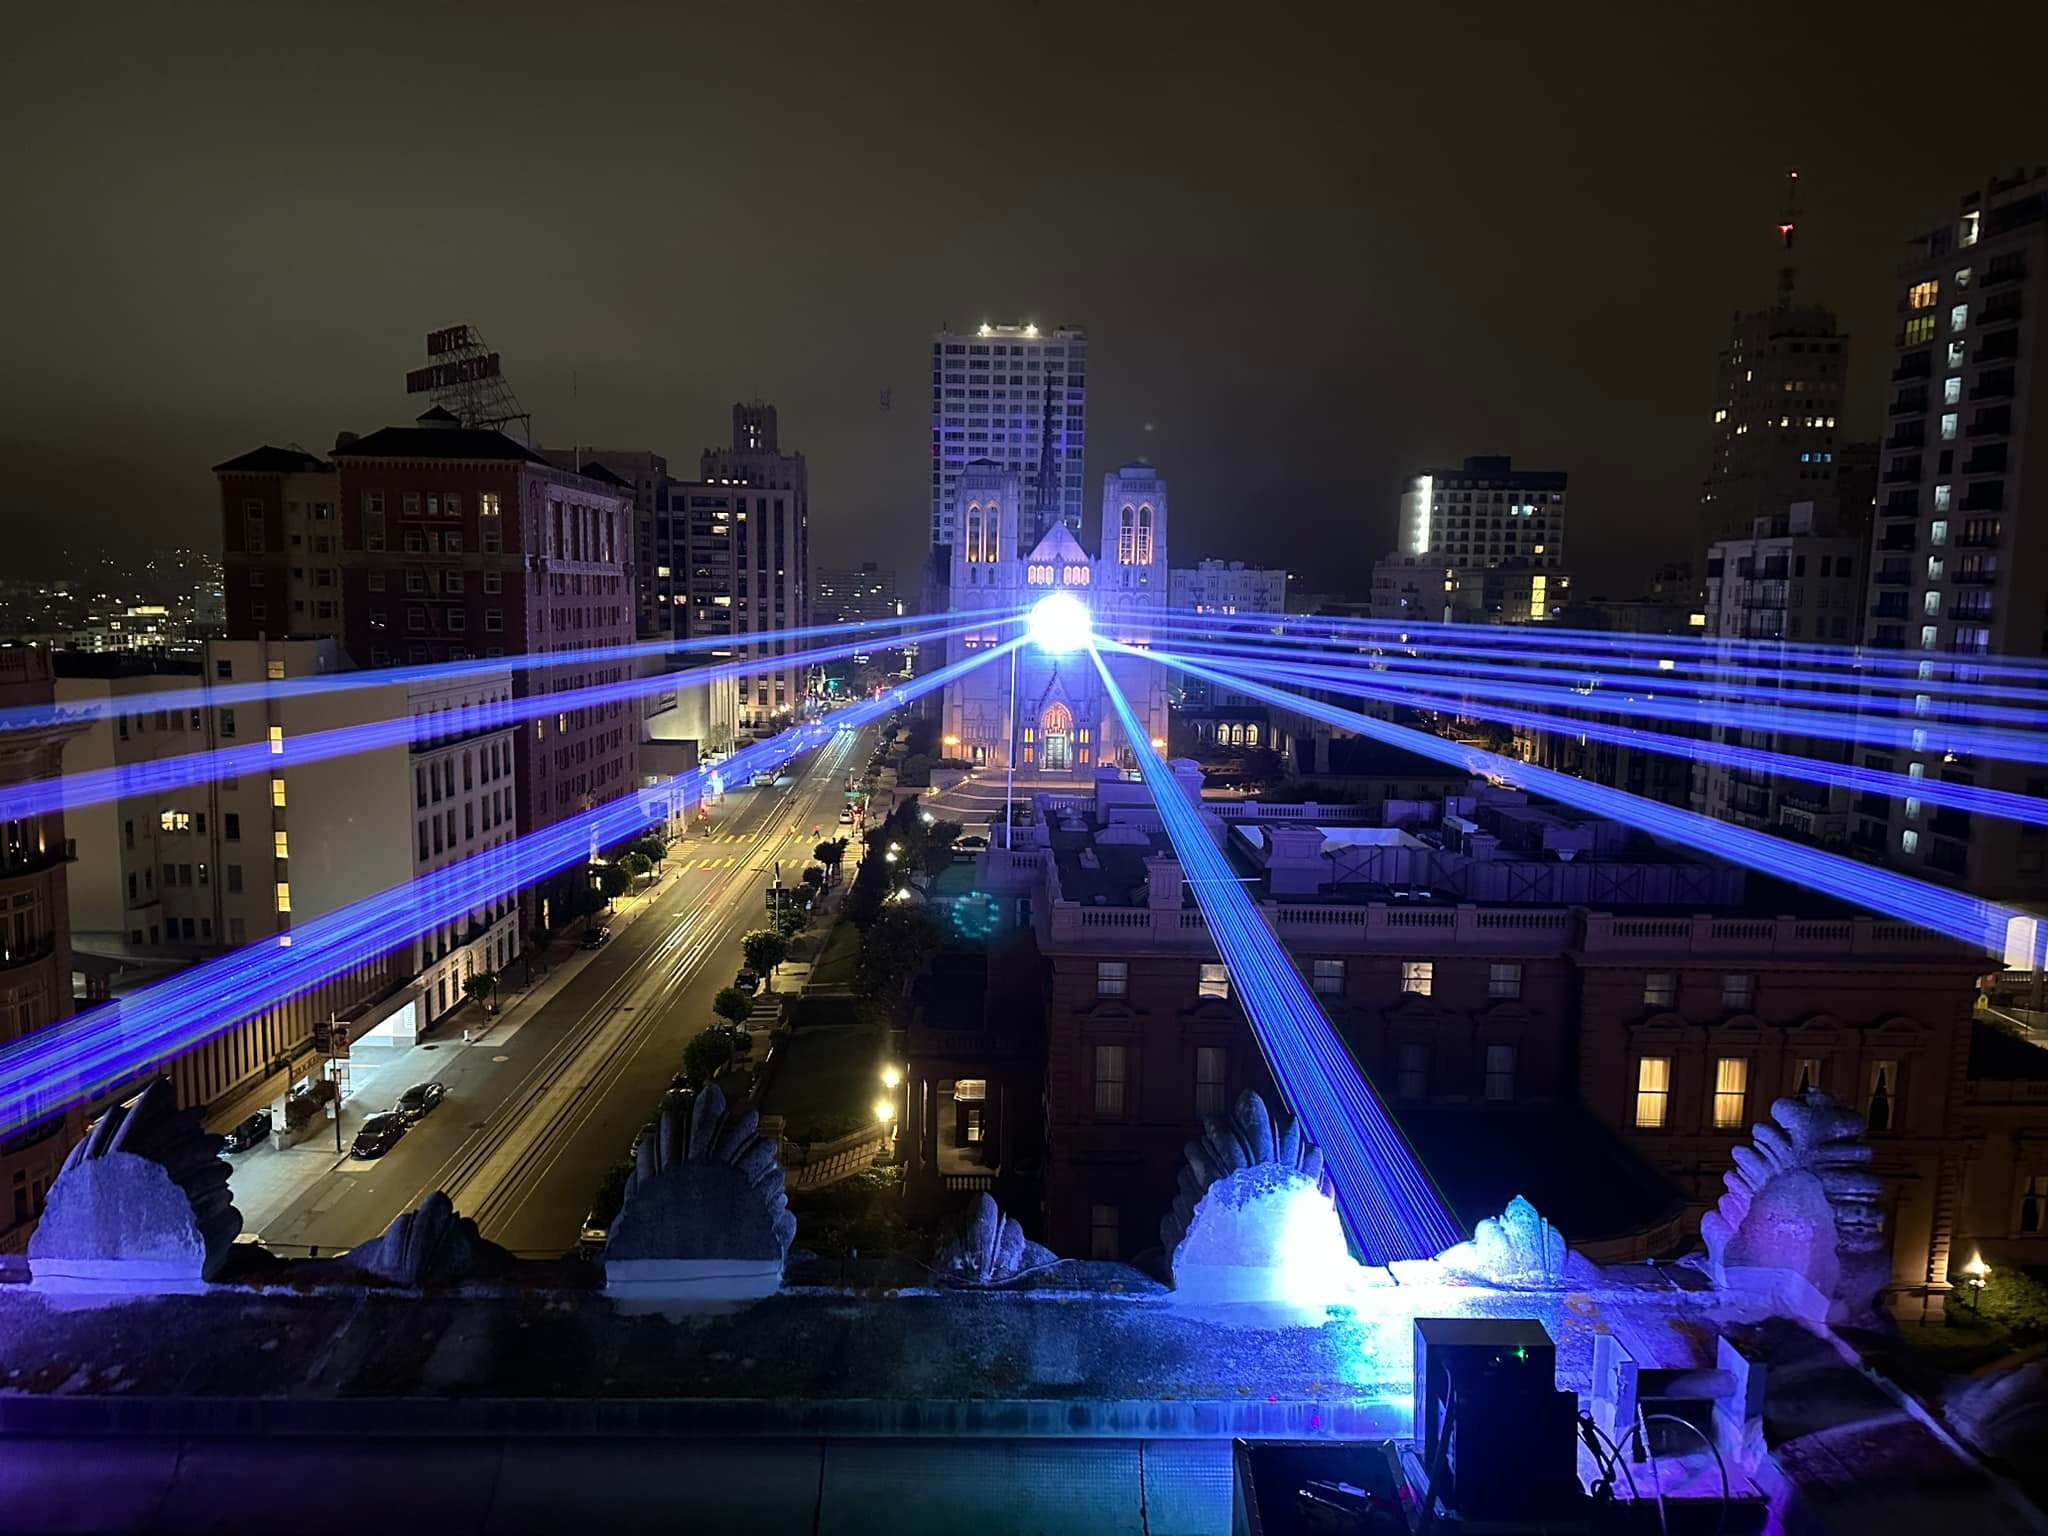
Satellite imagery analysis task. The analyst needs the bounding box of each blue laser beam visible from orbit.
[1157,636,2048,766]
[0,640,1022,1138]
[1145,603,2048,687]
[1122,641,2028,957]
[1204,650,2048,829]
[1,617,997,825]
[1145,612,2048,719]
[1087,645,1465,1263]
[0,607,1004,734]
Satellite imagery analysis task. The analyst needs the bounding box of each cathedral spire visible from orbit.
[1033,364,1061,544]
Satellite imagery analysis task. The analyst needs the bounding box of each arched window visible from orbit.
[1134,504,1154,565]
[1117,504,1137,564]
[965,502,982,564]
[986,510,1000,563]
[1244,724,1259,747]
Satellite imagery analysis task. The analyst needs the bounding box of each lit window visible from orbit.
[1488,962,1523,1000]
[1903,315,1935,346]
[1635,1056,1671,1129]
[1947,340,1966,369]
[1401,959,1434,997]
[1311,958,1345,996]
[1907,279,1940,310]
[270,777,286,808]
[1093,1044,1127,1116]
[1712,1057,1749,1130]
[1195,1046,1228,1116]
[267,725,284,755]
[273,831,289,860]
[266,660,286,681]
[1902,828,1920,855]
[1941,412,1958,441]
[1089,1203,1120,1260]
[1960,211,1980,247]
[158,810,192,833]
[1793,1057,1823,1094]
[1921,625,1939,650]
[1484,1043,1517,1102]
[1095,960,1127,999]
[1721,973,1754,1010]
[274,882,291,914]
[1943,377,1962,405]
[1643,971,1676,1007]
[1197,963,1230,1001]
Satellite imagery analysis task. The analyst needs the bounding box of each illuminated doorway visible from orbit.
[1040,701,1073,771]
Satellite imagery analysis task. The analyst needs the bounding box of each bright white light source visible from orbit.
[1027,591,1093,654]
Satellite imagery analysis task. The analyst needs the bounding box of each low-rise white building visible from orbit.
[57,639,520,1110]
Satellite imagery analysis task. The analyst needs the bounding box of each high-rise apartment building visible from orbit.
[1387,456,1569,624]
[308,410,635,924]
[816,562,899,626]
[1698,302,1849,548]
[1693,502,1865,839]
[655,403,811,727]
[930,323,1087,553]
[214,446,346,643]
[541,448,669,637]
[1168,559,1287,616]
[1859,168,2048,896]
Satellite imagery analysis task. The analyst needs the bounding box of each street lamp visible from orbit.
[1962,1251,1991,1313]
[873,1097,896,1124]
[881,1065,901,1089]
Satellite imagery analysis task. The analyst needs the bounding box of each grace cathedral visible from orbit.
[939,459,1171,776]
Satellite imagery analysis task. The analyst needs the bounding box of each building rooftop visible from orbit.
[329,421,554,467]
[210,445,331,475]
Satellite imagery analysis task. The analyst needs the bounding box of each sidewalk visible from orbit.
[224,857,691,1236]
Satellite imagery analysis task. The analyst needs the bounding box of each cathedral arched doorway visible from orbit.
[1040,701,1073,771]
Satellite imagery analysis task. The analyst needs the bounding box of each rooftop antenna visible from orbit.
[1774,169,1801,307]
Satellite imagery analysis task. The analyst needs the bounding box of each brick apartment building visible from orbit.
[946,766,1992,1305]
[219,409,639,929]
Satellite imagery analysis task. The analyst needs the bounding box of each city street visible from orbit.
[229,721,873,1257]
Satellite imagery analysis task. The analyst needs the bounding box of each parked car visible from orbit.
[955,833,990,853]
[396,1081,447,1122]
[581,925,610,949]
[837,807,853,824]
[222,1109,272,1153]
[733,969,761,995]
[349,1113,408,1161]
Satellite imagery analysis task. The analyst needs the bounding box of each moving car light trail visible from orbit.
[1088,646,1464,1263]
[0,617,988,825]
[0,608,998,734]
[0,640,1022,1139]
[1193,650,2048,829]
[1119,641,2029,957]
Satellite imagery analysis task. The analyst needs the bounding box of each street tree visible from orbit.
[741,929,791,987]
[712,987,754,1028]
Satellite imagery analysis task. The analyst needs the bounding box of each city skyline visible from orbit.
[8,5,2048,598]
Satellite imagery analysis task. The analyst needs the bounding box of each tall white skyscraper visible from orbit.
[930,322,1087,552]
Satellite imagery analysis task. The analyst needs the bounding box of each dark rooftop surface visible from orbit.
[210,444,331,475]
[1395,1103,1685,1243]
[329,424,554,467]
[1970,1018,2048,1082]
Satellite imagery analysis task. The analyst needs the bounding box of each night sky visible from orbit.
[5,2,2046,597]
